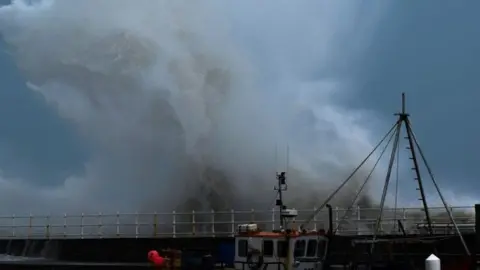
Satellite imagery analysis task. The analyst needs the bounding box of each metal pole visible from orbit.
[405,120,434,235]
[275,172,287,229]
[371,122,402,254]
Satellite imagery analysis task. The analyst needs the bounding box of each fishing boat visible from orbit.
[234,224,328,270]
[234,171,331,270]
[233,93,474,270]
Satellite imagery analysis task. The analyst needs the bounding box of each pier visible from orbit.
[0,206,473,263]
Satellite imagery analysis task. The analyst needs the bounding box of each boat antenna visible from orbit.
[286,144,290,174]
[275,143,278,173]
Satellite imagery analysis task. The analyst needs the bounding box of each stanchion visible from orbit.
[425,254,440,270]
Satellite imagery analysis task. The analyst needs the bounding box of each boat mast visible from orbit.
[298,93,470,256]
[396,93,433,234]
[275,171,287,229]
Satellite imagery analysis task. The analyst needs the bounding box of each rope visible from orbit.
[300,121,400,229]
[334,128,397,233]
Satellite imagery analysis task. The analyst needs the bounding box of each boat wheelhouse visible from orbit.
[234,224,328,270]
[234,170,329,270]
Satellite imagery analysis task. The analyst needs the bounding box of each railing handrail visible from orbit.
[0,206,472,239]
[0,205,474,218]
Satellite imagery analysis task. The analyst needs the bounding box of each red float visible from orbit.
[148,250,166,267]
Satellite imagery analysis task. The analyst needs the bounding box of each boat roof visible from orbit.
[236,230,326,238]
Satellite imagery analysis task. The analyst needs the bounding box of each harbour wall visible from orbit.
[0,204,475,264]
[0,237,234,262]
[0,233,475,264]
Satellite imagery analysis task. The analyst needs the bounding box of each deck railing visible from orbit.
[0,206,473,239]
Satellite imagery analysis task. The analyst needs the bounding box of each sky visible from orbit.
[0,0,478,215]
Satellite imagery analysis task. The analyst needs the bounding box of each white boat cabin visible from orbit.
[234,223,328,270]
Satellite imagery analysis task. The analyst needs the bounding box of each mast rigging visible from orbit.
[300,93,470,256]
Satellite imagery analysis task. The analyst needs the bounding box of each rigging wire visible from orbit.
[370,122,402,254]
[407,118,470,256]
[300,120,400,229]
[333,128,397,234]
[295,93,469,261]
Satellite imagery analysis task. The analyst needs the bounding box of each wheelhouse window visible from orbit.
[294,240,306,257]
[306,239,317,257]
[317,240,326,257]
[238,240,248,257]
[277,240,288,258]
[263,240,274,257]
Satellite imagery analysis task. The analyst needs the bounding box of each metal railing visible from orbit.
[0,206,473,239]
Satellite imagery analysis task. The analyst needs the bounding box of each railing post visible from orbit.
[230,209,235,237]
[211,210,215,237]
[135,212,139,238]
[153,211,157,237]
[313,206,317,231]
[11,214,15,238]
[63,213,67,238]
[271,208,275,230]
[80,213,84,239]
[45,215,50,239]
[116,212,120,237]
[393,209,398,231]
[172,210,176,238]
[335,207,339,229]
[98,212,103,238]
[380,214,384,233]
[192,210,196,236]
[357,205,361,234]
[250,209,255,222]
[28,214,32,239]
